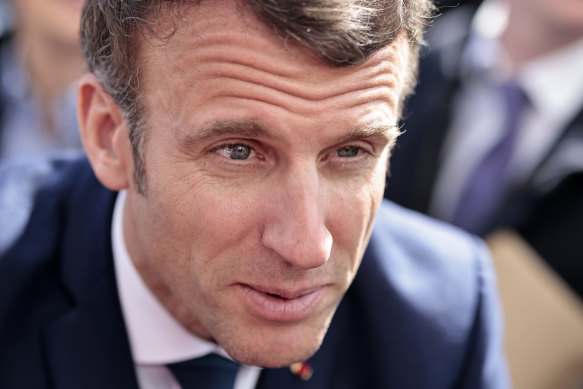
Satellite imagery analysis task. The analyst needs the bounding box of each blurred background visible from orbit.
[386,0,583,388]
[0,0,84,164]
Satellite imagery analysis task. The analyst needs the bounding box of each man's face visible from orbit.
[122,1,408,367]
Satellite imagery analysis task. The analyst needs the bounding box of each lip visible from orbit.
[235,283,325,322]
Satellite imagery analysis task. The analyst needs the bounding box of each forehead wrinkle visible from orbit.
[167,76,399,131]
[188,33,396,79]
[188,50,400,116]
[145,7,407,122]
[157,19,405,102]
[185,45,401,103]
[197,81,398,120]
[205,64,398,107]
[161,49,399,122]
[169,34,297,79]
[151,60,400,136]
[164,85,398,135]
[145,2,407,138]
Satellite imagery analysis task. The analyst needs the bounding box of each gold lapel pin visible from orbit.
[290,362,313,381]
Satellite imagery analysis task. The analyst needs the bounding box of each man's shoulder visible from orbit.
[367,200,492,304]
[360,199,495,339]
[0,153,118,315]
[373,199,488,265]
[331,201,508,387]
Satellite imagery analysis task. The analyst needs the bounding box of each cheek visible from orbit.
[160,179,262,269]
[327,158,387,264]
[134,183,256,308]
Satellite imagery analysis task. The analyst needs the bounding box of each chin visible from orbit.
[227,339,323,368]
[218,321,330,368]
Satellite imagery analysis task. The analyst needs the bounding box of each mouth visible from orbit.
[235,283,325,322]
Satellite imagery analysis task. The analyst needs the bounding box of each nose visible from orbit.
[261,164,332,270]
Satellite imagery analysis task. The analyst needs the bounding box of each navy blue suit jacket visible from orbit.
[0,156,509,388]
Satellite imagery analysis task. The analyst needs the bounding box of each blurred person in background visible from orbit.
[0,0,85,163]
[386,0,583,298]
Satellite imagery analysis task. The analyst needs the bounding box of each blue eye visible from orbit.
[227,144,252,160]
[214,144,254,160]
[336,146,360,158]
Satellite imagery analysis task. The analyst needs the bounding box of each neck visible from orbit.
[122,197,215,341]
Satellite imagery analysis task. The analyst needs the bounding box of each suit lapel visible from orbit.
[256,340,338,389]
[42,273,139,389]
[42,162,139,389]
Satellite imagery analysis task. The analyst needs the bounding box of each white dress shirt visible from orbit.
[112,190,262,389]
[429,0,583,220]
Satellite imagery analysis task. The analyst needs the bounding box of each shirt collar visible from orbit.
[112,190,231,365]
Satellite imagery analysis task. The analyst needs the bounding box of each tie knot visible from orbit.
[167,353,239,389]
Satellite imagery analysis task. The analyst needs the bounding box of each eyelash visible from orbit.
[208,141,373,169]
[209,142,264,163]
[326,144,372,168]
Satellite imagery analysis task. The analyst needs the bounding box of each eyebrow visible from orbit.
[176,119,400,150]
[176,120,273,150]
[340,122,402,144]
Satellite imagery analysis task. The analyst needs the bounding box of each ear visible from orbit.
[78,73,131,191]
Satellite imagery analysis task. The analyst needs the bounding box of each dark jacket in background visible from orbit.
[386,4,583,298]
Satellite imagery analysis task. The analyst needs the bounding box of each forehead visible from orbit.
[139,0,409,131]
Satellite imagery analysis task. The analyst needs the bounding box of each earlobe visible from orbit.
[78,73,131,191]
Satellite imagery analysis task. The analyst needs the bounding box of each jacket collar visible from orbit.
[41,159,139,389]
